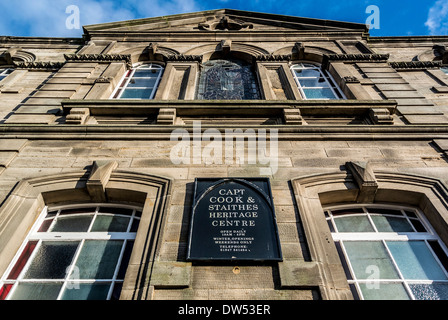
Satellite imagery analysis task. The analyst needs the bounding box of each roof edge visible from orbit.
[83,8,368,34]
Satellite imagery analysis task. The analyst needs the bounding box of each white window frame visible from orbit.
[0,203,142,300]
[110,63,164,100]
[325,203,448,300]
[290,63,346,100]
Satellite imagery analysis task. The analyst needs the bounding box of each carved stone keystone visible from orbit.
[292,42,306,60]
[345,161,378,203]
[218,39,232,55]
[86,160,118,202]
[147,42,158,61]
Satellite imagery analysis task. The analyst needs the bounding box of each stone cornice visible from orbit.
[1,124,448,141]
[13,61,65,71]
[165,54,203,62]
[322,53,390,69]
[324,53,390,62]
[64,53,132,68]
[255,54,292,62]
[389,60,442,70]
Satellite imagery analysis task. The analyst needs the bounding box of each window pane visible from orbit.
[59,207,96,215]
[61,283,111,300]
[90,215,130,232]
[334,216,375,232]
[130,218,140,232]
[367,208,403,216]
[133,69,161,77]
[111,283,123,300]
[303,88,337,99]
[127,77,158,88]
[7,241,38,280]
[359,282,410,300]
[404,210,417,218]
[331,208,364,215]
[293,68,320,78]
[371,216,414,232]
[386,241,448,280]
[409,219,427,232]
[46,211,58,217]
[0,284,13,300]
[9,282,62,300]
[428,241,448,272]
[24,241,79,279]
[297,78,330,88]
[335,241,352,280]
[120,88,153,99]
[196,59,260,100]
[98,207,134,215]
[38,219,53,232]
[50,215,92,232]
[343,241,400,279]
[409,283,448,300]
[74,240,123,279]
[117,240,134,279]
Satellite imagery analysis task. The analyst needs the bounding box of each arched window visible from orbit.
[0,204,141,300]
[290,63,345,100]
[111,63,164,99]
[326,204,448,300]
[196,59,260,100]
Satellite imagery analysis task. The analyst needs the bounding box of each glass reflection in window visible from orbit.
[196,59,260,100]
[290,63,345,100]
[327,205,448,300]
[0,205,141,300]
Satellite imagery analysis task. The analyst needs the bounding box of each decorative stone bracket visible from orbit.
[157,108,177,124]
[65,107,91,125]
[345,161,378,203]
[369,107,394,125]
[283,108,303,125]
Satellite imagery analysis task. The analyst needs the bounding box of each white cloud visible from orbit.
[425,0,448,35]
[0,0,201,37]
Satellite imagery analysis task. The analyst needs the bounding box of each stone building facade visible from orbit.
[1,9,448,300]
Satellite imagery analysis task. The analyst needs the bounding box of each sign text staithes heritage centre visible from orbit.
[187,178,282,261]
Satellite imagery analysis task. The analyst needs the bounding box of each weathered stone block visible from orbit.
[150,261,192,288]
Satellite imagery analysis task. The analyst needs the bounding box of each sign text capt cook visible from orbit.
[187,178,282,261]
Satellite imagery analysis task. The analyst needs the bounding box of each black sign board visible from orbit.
[187,178,282,261]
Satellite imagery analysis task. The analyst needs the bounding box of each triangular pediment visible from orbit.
[83,9,368,34]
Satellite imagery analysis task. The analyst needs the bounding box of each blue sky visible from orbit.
[0,0,445,38]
